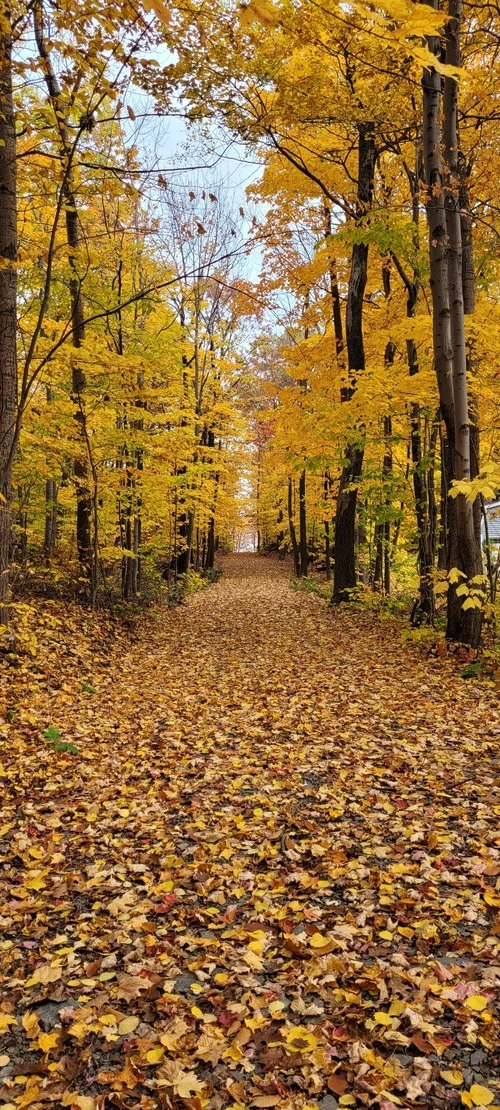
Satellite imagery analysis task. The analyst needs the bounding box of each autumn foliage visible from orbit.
[1,1,500,1107]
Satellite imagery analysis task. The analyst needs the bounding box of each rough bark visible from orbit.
[288,477,300,577]
[34,0,92,573]
[0,16,17,626]
[332,123,376,603]
[324,203,345,369]
[422,0,483,645]
[298,469,308,576]
[398,154,437,622]
[324,474,332,581]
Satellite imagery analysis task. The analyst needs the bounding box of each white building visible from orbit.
[482,500,500,547]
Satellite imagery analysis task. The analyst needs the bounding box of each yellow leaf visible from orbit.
[0,764,6,777]
[144,0,171,24]
[469,1086,494,1107]
[284,1026,317,1052]
[68,1020,89,1040]
[22,1011,40,1038]
[223,1041,243,1062]
[146,1046,165,1063]
[465,996,488,1012]
[374,1011,392,1025]
[0,1054,10,1065]
[378,930,393,940]
[339,1098,356,1107]
[24,874,46,891]
[0,1014,17,1032]
[173,1070,205,1098]
[190,982,203,994]
[310,932,328,947]
[118,1016,140,1035]
[483,890,500,907]
[441,1069,464,1086]
[388,1000,405,1017]
[38,1031,58,1053]
[61,1096,96,1110]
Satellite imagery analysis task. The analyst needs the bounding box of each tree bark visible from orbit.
[288,477,300,577]
[0,15,17,626]
[34,0,92,574]
[422,0,483,645]
[333,123,376,602]
[298,469,308,576]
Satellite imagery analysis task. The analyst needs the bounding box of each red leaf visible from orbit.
[152,893,177,914]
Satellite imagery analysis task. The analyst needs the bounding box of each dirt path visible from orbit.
[1,555,500,1110]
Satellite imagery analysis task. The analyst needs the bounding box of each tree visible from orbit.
[0,8,17,625]
[422,0,484,645]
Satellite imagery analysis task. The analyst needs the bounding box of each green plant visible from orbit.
[43,727,78,754]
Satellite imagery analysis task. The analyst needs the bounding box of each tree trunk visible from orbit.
[298,469,308,576]
[333,123,376,602]
[422,1,483,645]
[34,0,92,575]
[323,473,332,580]
[443,0,482,643]
[177,509,194,574]
[44,479,58,559]
[288,477,300,577]
[0,16,17,626]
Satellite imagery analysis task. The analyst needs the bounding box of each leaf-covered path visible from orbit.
[1,555,500,1110]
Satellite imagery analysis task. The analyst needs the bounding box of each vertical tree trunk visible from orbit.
[298,469,308,576]
[333,123,376,602]
[206,435,220,571]
[373,523,383,590]
[44,479,58,559]
[44,386,58,560]
[0,16,17,626]
[324,203,346,371]
[383,414,392,596]
[442,0,482,643]
[34,1,92,576]
[287,477,300,577]
[323,473,332,580]
[422,0,483,644]
[393,151,437,621]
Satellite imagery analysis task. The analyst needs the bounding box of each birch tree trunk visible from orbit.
[0,15,17,626]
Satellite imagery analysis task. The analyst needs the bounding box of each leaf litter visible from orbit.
[0,555,500,1110]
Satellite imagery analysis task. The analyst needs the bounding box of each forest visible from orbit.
[1,1,500,1109]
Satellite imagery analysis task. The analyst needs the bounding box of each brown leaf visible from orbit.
[328,1074,348,1095]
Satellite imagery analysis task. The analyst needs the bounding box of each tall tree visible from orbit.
[0,8,17,625]
[34,0,93,574]
[333,123,376,602]
[422,0,483,645]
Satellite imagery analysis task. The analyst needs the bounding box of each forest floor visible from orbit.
[1,554,500,1110]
